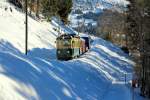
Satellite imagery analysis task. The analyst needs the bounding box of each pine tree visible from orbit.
[41,0,59,21]
[40,0,72,23]
[57,0,73,24]
[36,0,40,18]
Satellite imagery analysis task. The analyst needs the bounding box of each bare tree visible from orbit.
[96,9,127,46]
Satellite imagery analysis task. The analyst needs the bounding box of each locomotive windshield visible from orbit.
[63,39,71,46]
[57,39,71,49]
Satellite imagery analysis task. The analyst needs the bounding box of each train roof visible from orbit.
[57,34,80,39]
[81,36,90,40]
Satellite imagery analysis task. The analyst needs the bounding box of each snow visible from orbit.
[103,83,131,100]
[69,15,97,28]
[0,74,39,100]
[0,1,145,100]
[0,1,57,53]
[73,0,129,12]
[71,0,129,29]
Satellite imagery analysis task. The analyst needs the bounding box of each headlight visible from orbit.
[58,50,61,54]
[67,50,70,53]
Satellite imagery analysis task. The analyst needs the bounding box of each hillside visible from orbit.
[0,1,144,100]
[69,0,129,34]
[73,0,129,8]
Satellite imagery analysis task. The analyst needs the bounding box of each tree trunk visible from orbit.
[36,0,39,18]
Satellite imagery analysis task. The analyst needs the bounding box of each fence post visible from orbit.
[124,73,127,85]
[132,87,134,100]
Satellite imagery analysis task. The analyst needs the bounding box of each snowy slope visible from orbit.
[0,0,56,51]
[0,1,144,100]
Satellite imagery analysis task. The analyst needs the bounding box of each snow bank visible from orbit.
[0,1,138,100]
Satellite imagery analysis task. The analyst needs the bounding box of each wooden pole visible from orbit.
[25,0,28,55]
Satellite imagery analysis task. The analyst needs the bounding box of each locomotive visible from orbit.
[56,34,90,60]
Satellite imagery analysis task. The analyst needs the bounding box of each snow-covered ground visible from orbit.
[0,1,145,100]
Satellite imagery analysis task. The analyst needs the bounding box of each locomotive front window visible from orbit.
[63,40,71,46]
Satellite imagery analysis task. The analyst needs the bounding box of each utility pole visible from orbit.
[25,0,28,55]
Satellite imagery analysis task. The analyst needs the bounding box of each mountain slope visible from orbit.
[0,1,142,100]
[73,0,129,8]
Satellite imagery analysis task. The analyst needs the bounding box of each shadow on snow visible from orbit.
[0,41,110,100]
[0,38,134,100]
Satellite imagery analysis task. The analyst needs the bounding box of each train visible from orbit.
[56,34,90,60]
